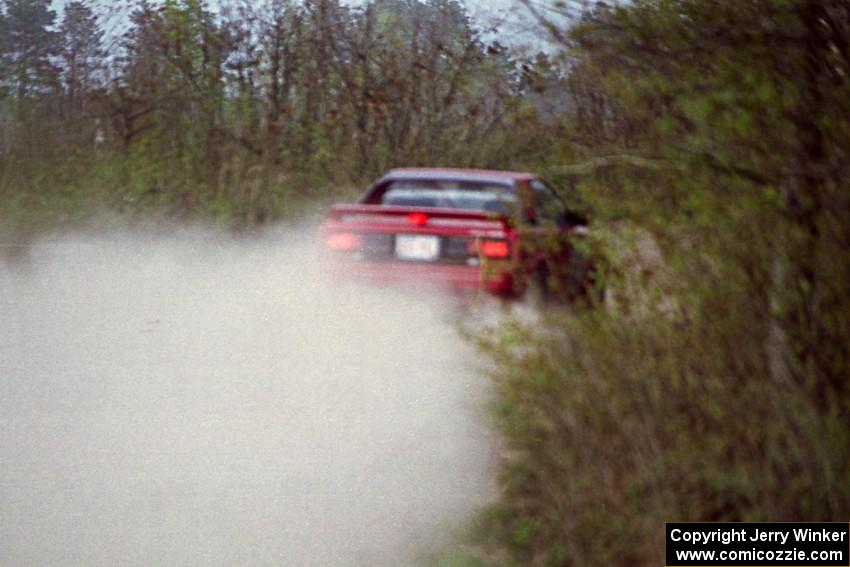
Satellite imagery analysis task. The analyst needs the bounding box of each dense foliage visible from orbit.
[0,0,561,232]
[465,1,850,566]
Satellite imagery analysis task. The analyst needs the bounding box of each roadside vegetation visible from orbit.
[2,1,849,566]
[0,0,561,237]
[456,1,850,566]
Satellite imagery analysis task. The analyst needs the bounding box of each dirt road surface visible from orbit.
[0,227,496,567]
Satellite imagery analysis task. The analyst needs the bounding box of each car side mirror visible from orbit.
[556,210,587,228]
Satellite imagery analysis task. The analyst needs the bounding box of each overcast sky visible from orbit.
[46,0,557,52]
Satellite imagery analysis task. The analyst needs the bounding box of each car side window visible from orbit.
[530,180,567,227]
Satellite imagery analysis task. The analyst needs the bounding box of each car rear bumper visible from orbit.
[324,260,514,295]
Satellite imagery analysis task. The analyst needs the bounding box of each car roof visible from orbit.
[380,167,536,185]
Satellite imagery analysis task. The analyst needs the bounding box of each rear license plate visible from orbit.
[395,235,440,261]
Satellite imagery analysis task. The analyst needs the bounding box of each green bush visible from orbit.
[469,242,850,566]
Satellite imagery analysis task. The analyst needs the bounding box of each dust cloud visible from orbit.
[0,225,497,567]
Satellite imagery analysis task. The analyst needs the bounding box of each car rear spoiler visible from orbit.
[327,204,512,228]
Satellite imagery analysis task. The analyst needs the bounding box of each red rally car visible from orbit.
[318,168,592,300]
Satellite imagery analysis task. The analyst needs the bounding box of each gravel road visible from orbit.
[0,227,495,567]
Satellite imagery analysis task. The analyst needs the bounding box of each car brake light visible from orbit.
[479,239,510,258]
[407,212,429,226]
[326,232,361,251]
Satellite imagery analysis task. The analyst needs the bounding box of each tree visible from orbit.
[563,0,850,400]
[0,6,8,99]
[60,1,104,115]
[0,0,59,101]
[114,0,226,184]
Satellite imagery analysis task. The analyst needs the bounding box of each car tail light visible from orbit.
[407,212,429,227]
[326,232,361,251]
[479,239,510,258]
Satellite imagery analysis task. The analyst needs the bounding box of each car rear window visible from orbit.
[379,179,518,214]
